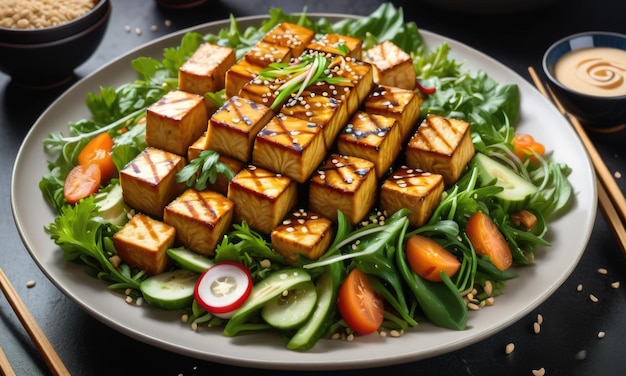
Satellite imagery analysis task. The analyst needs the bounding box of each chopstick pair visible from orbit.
[528,66,626,258]
[0,268,70,376]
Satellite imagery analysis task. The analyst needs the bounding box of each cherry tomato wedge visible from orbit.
[78,132,116,181]
[406,234,461,282]
[194,262,252,319]
[63,163,101,205]
[466,211,513,271]
[512,133,545,165]
[337,268,384,335]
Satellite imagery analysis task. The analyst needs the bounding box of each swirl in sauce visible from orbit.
[554,47,626,97]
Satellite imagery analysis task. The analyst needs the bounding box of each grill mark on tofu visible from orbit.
[127,149,178,185]
[411,115,465,156]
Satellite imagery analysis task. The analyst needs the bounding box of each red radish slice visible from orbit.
[194,261,252,318]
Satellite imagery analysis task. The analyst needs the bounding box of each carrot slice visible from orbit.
[512,133,545,164]
[78,132,116,181]
[64,164,102,205]
[466,211,513,271]
[405,234,461,282]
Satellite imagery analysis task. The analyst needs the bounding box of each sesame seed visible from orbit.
[536,313,543,325]
[597,331,606,339]
[135,27,142,35]
[589,293,599,302]
[532,367,546,376]
[576,283,583,291]
[533,322,541,334]
[611,281,620,288]
[597,268,608,275]
[164,19,172,27]
[26,280,36,288]
[574,349,587,360]
[505,342,515,355]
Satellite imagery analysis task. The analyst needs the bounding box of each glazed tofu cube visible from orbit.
[113,213,175,276]
[364,84,422,142]
[262,22,316,57]
[238,75,290,111]
[280,89,348,148]
[164,189,234,256]
[380,166,445,228]
[406,114,475,185]
[187,132,207,161]
[306,33,363,59]
[227,165,298,234]
[336,111,402,179]
[224,58,264,99]
[178,43,236,96]
[308,154,377,225]
[363,40,416,90]
[119,147,187,218]
[205,96,273,162]
[308,80,358,118]
[271,209,334,264]
[328,56,374,104]
[252,113,327,183]
[244,41,292,68]
[146,90,208,156]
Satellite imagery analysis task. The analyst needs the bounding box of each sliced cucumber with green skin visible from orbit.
[95,183,130,226]
[287,263,342,351]
[223,268,311,337]
[261,280,317,330]
[471,152,538,212]
[140,269,198,310]
[167,247,214,273]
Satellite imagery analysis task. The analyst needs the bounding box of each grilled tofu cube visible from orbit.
[280,89,348,148]
[187,132,207,161]
[244,41,292,68]
[238,75,291,111]
[146,90,208,156]
[262,22,315,57]
[308,80,359,118]
[271,209,333,264]
[363,40,416,90]
[205,96,273,162]
[309,154,377,225]
[406,114,475,185]
[306,33,363,59]
[120,147,187,218]
[336,111,402,179]
[380,166,444,228]
[163,188,234,256]
[178,43,236,96]
[252,113,326,183]
[113,213,175,275]
[364,84,422,142]
[224,58,264,99]
[328,56,374,104]
[227,165,298,234]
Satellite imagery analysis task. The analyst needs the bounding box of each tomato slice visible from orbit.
[466,211,513,271]
[64,163,102,205]
[512,133,545,164]
[77,132,116,181]
[194,262,252,319]
[337,268,384,335]
[406,234,461,282]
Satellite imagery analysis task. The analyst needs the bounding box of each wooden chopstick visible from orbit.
[0,344,17,376]
[0,268,70,376]
[528,66,626,258]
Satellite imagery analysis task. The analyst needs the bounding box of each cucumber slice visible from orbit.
[261,280,317,330]
[471,152,538,211]
[95,183,130,226]
[167,247,214,273]
[140,269,198,310]
[223,268,312,337]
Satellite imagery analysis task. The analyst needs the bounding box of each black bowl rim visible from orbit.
[0,0,109,43]
[541,30,626,100]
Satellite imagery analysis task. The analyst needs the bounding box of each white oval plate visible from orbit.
[11,14,596,371]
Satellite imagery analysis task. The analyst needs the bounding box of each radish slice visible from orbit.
[194,261,252,319]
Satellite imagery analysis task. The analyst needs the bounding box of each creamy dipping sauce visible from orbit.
[554,47,626,97]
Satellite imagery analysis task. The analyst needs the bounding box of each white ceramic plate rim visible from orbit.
[11,14,596,370]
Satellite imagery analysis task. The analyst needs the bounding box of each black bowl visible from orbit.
[542,31,626,132]
[0,0,111,89]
